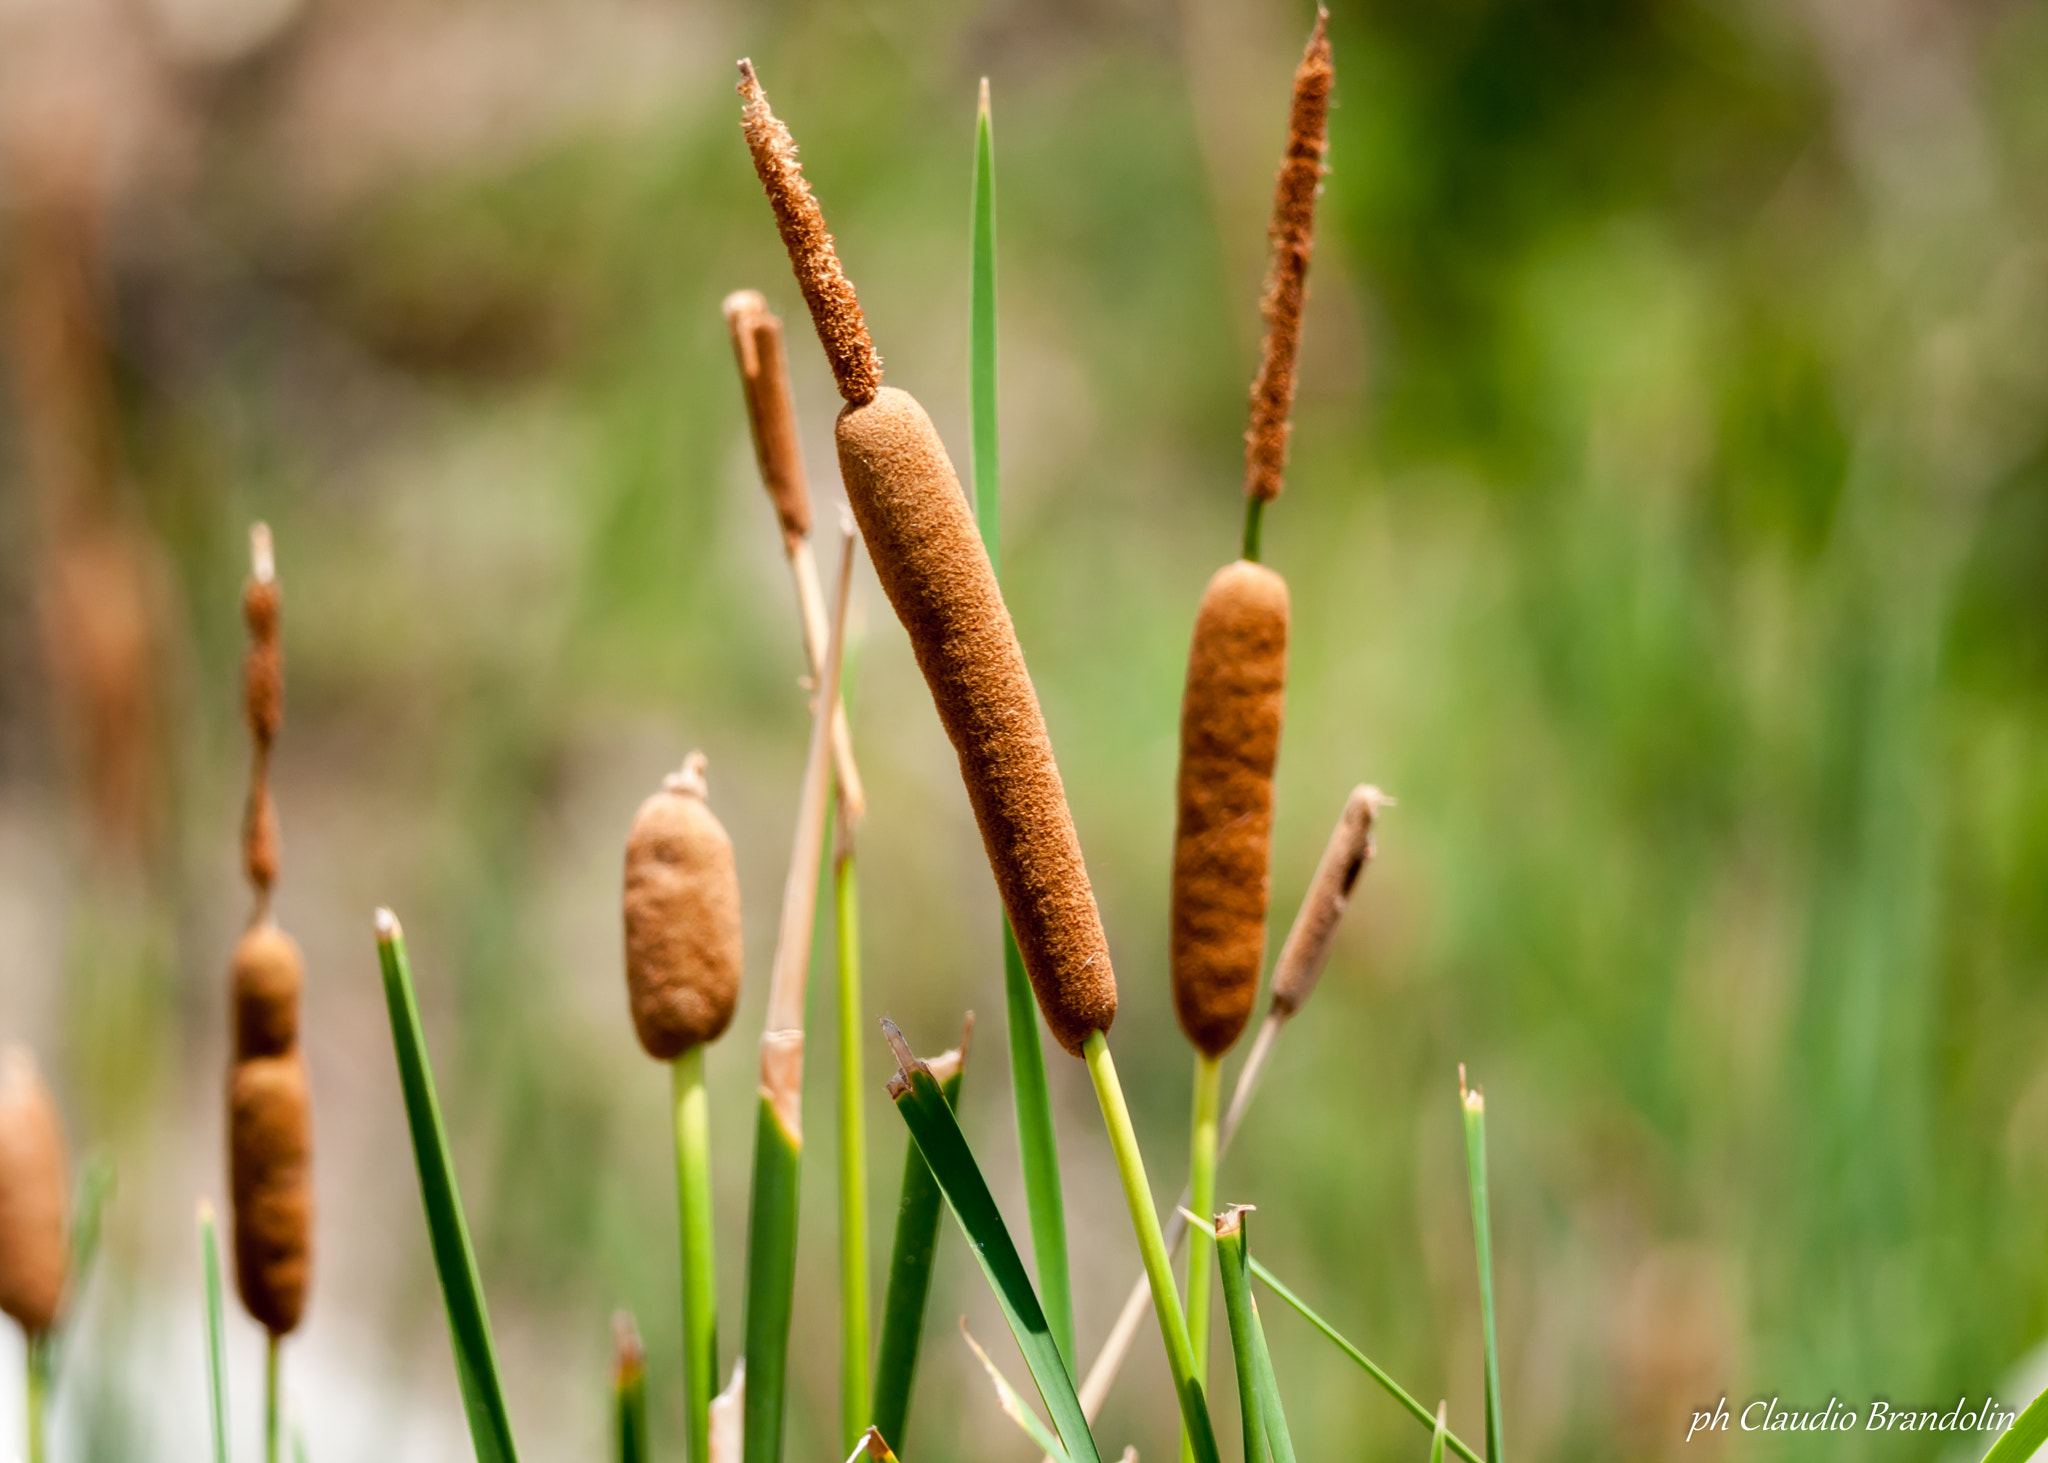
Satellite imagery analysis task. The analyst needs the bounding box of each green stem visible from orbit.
[616,1340,649,1463]
[266,1335,281,1463]
[26,1337,47,1463]
[836,844,871,1448]
[1241,497,1265,563]
[1081,1032,1221,1463]
[200,1205,230,1463]
[1461,1084,1504,1463]
[742,1091,803,1463]
[673,1049,717,1463]
[1212,1217,1268,1463]
[871,1049,966,1453]
[1181,1054,1221,1463]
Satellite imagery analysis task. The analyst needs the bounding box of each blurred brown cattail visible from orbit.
[1244,11,1333,505]
[622,752,744,1059]
[1170,560,1289,1057]
[242,524,282,897]
[0,1049,69,1336]
[1270,784,1383,1017]
[229,1054,312,1334]
[739,61,1116,1057]
[227,522,312,1336]
[724,290,811,544]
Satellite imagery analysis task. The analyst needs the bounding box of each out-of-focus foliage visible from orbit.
[2,0,2046,1459]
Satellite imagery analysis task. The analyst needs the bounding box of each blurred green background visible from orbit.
[3,0,2047,1458]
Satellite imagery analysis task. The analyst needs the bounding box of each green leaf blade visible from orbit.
[374,912,520,1463]
[872,1052,967,1453]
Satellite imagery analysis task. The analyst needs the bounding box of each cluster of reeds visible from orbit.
[10,12,1857,1463]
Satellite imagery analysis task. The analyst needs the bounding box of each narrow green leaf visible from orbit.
[881,1021,1101,1463]
[615,1314,649,1463]
[871,1037,968,1452]
[1213,1210,1294,1463]
[43,1156,114,1390]
[1184,1213,1485,1463]
[961,1322,1073,1463]
[742,1094,803,1463]
[1461,1075,1504,1463]
[1212,1211,1268,1463]
[200,1203,230,1463]
[1430,1403,1449,1463]
[1982,1389,2048,1463]
[967,77,1077,1374]
[374,910,520,1463]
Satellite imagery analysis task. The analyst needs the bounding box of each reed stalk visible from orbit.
[1180,1054,1222,1463]
[834,820,870,1449]
[1460,1071,1503,1463]
[25,1339,46,1463]
[967,79,1075,1370]
[1081,1033,1221,1463]
[266,1335,281,1463]
[200,1203,230,1463]
[743,520,856,1463]
[673,1048,716,1463]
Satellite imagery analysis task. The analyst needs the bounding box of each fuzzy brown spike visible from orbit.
[1269,783,1384,1016]
[737,61,884,406]
[229,1053,313,1334]
[242,524,282,900]
[1244,9,1333,505]
[724,290,813,541]
[622,751,745,1058]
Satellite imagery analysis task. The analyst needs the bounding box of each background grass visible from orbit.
[3,0,2048,1459]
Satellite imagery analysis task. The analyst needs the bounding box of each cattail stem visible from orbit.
[672,1048,717,1463]
[1081,1033,1221,1463]
[200,1204,230,1463]
[1241,497,1265,564]
[25,1339,46,1463]
[1460,1073,1505,1463]
[1182,1051,1223,1463]
[834,838,870,1449]
[616,1313,650,1463]
[265,1335,281,1463]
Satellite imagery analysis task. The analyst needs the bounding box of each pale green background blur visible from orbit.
[2,0,2047,1458]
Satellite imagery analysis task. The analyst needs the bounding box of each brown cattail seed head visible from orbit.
[242,579,282,749]
[232,923,305,1060]
[622,753,745,1059]
[1270,783,1383,1017]
[229,1053,313,1334]
[724,290,813,542]
[244,785,279,891]
[1244,11,1333,505]
[1171,560,1289,1057]
[837,388,1116,1056]
[0,1049,68,1336]
[737,62,883,406]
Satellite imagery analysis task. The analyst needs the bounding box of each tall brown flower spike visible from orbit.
[723,290,812,545]
[737,61,884,406]
[739,62,1116,1056]
[1244,10,1334,505]
[243,523,282,903]
[622,751,746,1059]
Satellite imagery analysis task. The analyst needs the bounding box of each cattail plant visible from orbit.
[226,523,313,1463]
[1165,15,1329,1442]
[0,1046,68,1463]
[723,285,876,1447]
[622,749,743,1463]
[737,58,1222,1463]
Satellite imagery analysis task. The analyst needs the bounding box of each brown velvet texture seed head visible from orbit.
[1244,11,1333,504]
[837,387,1115,1056]
[737,61,883,406]
[229,1054,313,1334]
[1270,783,1381,1016]
[242,579,282,748]
[622,760,744,1059]
[0,1048,68,1336]
[724,289,812,540]
[1171,560,1290,1056]
[232,924,304,1060]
